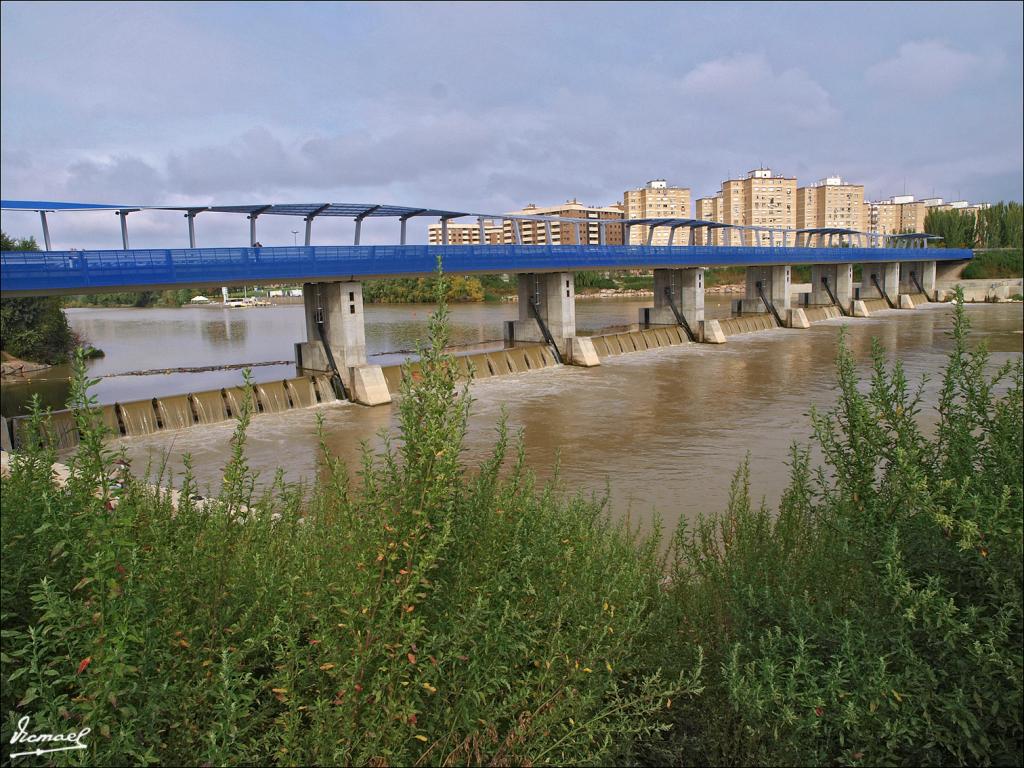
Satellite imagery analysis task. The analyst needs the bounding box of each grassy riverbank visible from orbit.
[1,291,1021,766]
[962,249,1024,279]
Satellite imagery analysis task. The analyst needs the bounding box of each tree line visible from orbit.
[924,201,1023,249]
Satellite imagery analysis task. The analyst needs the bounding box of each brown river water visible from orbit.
[2,299,1022,530]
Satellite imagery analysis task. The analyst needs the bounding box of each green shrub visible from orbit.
[651,291,1023,766]
[363,276,485,303]
[574,271,617,290]
[0,232,75,365]
[962,250,1023,279]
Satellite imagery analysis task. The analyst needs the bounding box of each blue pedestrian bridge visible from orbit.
[0,243,972,297]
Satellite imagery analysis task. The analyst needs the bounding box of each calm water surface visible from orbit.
[3,300,1021,531]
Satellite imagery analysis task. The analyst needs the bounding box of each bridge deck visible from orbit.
[0,244,971,296]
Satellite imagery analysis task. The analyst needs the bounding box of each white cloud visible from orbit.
[678,53,839,128]
[865,40,1002,96]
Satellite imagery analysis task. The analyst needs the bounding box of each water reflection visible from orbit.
[201,315,249,346]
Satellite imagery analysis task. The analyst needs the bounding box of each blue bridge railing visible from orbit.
[0,244,972,296]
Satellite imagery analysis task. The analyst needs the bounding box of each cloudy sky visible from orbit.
[1,1,1021,248]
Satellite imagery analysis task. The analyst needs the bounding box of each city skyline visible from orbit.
[1,2,1021,248]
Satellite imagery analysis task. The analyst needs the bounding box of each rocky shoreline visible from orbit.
[1,354,51,380]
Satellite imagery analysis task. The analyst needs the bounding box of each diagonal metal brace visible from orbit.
[871,274,896,308]
[820,276,848,316]
[755,281,785,327]
[527,296,563,365]
[662,286,696,341]
[909,270,927,298]
[311,287,349,400]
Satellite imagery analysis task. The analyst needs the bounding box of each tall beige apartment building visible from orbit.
[697,168,796,246]
[623,179,692,244]
[502,200,625,245]
[427,219,504,245]
[796,176,866,239]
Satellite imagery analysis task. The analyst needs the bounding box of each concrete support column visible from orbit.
[294,281,391,405]
[641,268,705,331]
[740,265,791,315]
[898,260,937,299]
[859,262,900,301]
[809,263,853,308]
[503,272,598,365]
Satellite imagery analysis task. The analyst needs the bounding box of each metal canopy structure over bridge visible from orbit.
[0,198,969,297]
[2,198,941,251]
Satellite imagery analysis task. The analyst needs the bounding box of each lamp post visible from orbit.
[291,230,299,246]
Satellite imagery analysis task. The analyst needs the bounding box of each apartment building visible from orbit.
[900,201,927,234]
[623,179,692,245]
[716,168,797,246]
[796,176,866,239]
[868,201,902,237]
[695,194,723,245]
[866,194,929,240]
[501,200,624,245]
[427,219,505,245]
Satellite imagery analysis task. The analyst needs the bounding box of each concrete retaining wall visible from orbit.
[936,278,1022,302]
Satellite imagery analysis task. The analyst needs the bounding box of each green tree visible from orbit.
[0,231,75,364]
[924,208,977,248]
[977,202,1024,249]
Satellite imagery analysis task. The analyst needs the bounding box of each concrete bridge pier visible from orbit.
[899,260,937,300]
[294,281,392,405]
[809,263,854,310]
[737,265,807,327]
[639,268,715,339]
[504,272,599,366]
[859,262,901,305]
[639,268,726,343]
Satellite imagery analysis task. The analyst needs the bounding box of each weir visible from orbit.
[223,386,254,418]
[191,391,228,424]
[285,377,315,409]
[256,381,290,413]
[156,395,195,430]
[376,345,559,395]
[118,401,159,435]
[5,375,344,449]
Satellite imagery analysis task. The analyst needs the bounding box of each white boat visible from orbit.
[223,297,271,308]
